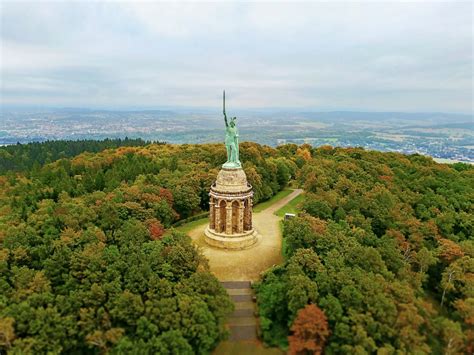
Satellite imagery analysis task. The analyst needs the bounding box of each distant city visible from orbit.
[1,107,472,163]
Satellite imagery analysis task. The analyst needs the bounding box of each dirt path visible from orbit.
[188,189,303,281]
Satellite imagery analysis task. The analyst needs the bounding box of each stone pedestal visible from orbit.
[205,167,257,250]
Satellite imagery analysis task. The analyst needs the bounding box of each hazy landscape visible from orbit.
[1,107,472,163]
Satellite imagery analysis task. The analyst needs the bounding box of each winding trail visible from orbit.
[188,189,303,281]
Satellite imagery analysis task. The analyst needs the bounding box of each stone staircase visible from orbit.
[221,281,258,341]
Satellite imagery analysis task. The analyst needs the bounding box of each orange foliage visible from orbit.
[386,229,406,245]
[466,329,474,355]
[94,229,107,243]
[115,146,140,156]
[438,238,464,263]
[146,219,165,240]
[141,193,162,204]
[0,176,7,185]
[58,228,82,246]
[296,148,312,162]
[104,192,115,202]
[386,229,417,262]
[123,185,141,201]
[288,304,330,355]
[0,316,15,348]
[378,164,394,177]
[0,249,9,265]
[318,145,333,152]
[454,298,474,326]
[308,217,327,236]
[159,188,174,205]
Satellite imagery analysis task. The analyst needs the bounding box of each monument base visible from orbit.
[222,161,242,169]
[204,226,258,250]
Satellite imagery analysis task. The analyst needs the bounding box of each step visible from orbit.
[221,281,251,289]
[234,301,254,310]
[231,308,255,317]
[227,288,252,296]
[222,280,259,343]
[230,294,253,302]
[227,316,257,326]
[228,325,257,341]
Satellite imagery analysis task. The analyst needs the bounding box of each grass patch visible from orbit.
[253,189,293,213]
[175,217,208,234]
[164,217,208,237]
[275,193,304,217]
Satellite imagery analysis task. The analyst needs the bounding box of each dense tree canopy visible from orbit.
[0,141,295,353]
[1,141,472,353]
[0,224,234,353]
[0,138,150,174]
[255,145,473,353]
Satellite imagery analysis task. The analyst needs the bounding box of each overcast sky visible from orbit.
[1,1,472,113]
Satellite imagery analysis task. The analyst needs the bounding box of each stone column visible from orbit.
[238,203,244,233]
[209,197,215,230]
[226,203,233,235]
[249,198,253,230]
[244,197,253,231]
[215,200,221,232]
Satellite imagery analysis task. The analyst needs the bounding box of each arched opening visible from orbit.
[232,200,239,233]
[219,200,226,233]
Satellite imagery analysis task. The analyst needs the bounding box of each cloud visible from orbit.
[1,1,472,113]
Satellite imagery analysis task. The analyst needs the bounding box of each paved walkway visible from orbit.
[188,189,303,281]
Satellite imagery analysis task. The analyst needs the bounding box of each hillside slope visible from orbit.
[255,145,473,353]
[0,142,472,353]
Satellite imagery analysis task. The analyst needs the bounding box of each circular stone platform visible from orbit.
[205,167,257,250]
[204,226,259,250]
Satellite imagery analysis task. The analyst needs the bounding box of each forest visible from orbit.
[0,138,150,174]
[0,141,472,354]
[255,145,473,354]
[0,141,294,353]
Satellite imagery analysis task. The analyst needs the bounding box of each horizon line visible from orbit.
[1,104,472,116]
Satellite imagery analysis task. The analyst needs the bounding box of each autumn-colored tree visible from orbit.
[0,317,15,350]
[454,298,474,353]
[254,146,473,353]
[288,304,330,355]
[146,218,165,240]
[438,238,464,264]
[86,328,125,353]
[296,147,312,162]
[454,298,474,327]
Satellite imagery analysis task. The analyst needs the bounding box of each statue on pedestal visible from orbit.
[222,90,241,169]
[204,91,257,250]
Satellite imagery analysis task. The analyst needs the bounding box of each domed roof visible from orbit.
[212,168,252,194]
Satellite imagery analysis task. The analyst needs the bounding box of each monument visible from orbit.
[204,91,258,249]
